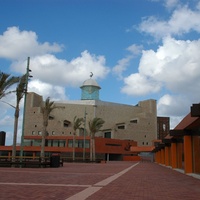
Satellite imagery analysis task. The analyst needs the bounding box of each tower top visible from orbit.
[80,76,101,100]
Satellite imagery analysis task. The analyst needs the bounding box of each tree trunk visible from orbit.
[72,133,76,161]
[90,136,93,161]
[40,126,47,160]
[92,137,96,161]
[12,107,19,161]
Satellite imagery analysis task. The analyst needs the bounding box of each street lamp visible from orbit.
[20,57,32,157]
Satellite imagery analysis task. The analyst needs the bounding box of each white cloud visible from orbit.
[0,26,63,60]
[126,44,143,55]
[139,4,200,39]
[121,73,161,96]
[157,94,192,129]
[157,94,191,116]
[11,51,110,88]
[28,79,67,101]
[113,56,133,79]
[121,36,200,118]
[164,0,180,9]
[113,44,143,79]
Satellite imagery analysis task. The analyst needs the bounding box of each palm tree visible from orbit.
[72,116,84,161]
[40,97,57,159]
[0,72,20,99]
[12,74,26,159]
[88,117,105,161]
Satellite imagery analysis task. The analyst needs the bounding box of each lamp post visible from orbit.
[20,57,32,157]
[83,108,87,161]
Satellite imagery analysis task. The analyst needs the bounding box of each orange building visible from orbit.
[0,135,138,162]
[154,103,200,174]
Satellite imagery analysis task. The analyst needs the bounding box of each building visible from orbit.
[157,117,170,140]
[24,77,157,147]
[0,77,158,161]
[154,103,200,174]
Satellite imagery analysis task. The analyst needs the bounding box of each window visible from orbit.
[59,140,66,147]
[63,120,70,127]
[105,132,111,138]
[49,115,54,120]
[52,131,55,135]
[32,131,35,135]
[163,124,166,131]
[117,125,125,129]
[130,119,138,124]
[52,140,59,147]
[38,131,42,135]
[68,140,73,147]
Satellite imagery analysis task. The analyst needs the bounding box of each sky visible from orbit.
[0,0,200,145]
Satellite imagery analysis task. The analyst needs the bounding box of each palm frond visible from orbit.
[0,72,20,99]
[16,74,26,103]
[89,117,105,136]
[73,116,83,131]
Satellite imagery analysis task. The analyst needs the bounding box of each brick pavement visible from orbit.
[0,161,200,200]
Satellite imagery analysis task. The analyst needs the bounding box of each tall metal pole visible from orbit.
[20,57,30,157]
[83,107,87,161]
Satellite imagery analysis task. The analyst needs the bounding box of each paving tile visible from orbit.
[0,162,200,200]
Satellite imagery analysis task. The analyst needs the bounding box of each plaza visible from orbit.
[0,161,200,200]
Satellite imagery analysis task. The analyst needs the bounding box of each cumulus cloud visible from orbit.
[121,36,200,120]
[28,79,68,101]
[0,26,110,102]
[113,44,143,79]
[122,37,200,95]
[11,51,109,88]
[139,4,200,39]
[121,73,161,96]
[113,56,133,79]
[164,0,180,9]
[0,26,63,60]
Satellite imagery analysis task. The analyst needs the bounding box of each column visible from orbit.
[171,142,177,168]
[184,135,193,173]
[165,146,170,166]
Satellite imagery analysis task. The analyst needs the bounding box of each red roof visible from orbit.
[175,113,200,130]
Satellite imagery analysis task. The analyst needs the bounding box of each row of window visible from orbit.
[32,131,66,135]
[24,139,90,148]
[117,119,138,130]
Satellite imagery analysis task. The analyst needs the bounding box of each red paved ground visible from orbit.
[0,161,200,200]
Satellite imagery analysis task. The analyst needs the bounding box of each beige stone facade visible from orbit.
[24,92,157,146]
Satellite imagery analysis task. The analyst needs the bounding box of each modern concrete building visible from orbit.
[24,77,157,147]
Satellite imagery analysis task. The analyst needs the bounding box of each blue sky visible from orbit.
[1,0,200,145]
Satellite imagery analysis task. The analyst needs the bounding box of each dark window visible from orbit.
[105,132,111,138]
[49,115,54,120]
[118,125,125,129]
[64,120,70,127]
[130,119,138,123]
